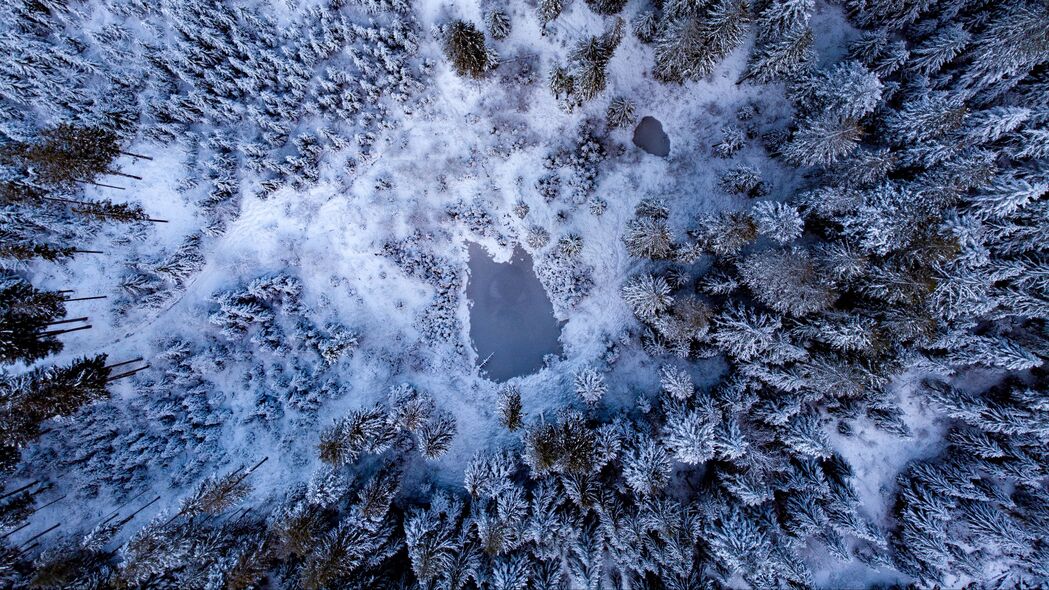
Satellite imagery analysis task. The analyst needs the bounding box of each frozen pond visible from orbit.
[466,242,562,381]
[633,116,670,157]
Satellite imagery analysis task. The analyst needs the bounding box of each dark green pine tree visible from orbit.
[0,354,112,451]
[71,198,153,223]
[444,21,489,79]
[0,278,68,365]
[2,124,122,188]
[0,238,85,263]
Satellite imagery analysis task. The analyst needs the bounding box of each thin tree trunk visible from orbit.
[104,357,144,371]
[38,324,92,337]
[28,495,66,515]
[75,180,124,190]
[115,496,160,526]
[42,196,88,206]
[0,480,42,501]
[247,456,269,474]
[146,218,169,223]
[106,364,150,382]
[43,317,88,327]
[0,521,30,539]
[17,523,59,549]
[64,295,107,302]
[73,250,104,254]
[119,151,153,161]
[98,489,148,527]
[105,170,143,180]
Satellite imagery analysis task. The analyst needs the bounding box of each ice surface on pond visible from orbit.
[632,116,671,157]
[466,242,563,381]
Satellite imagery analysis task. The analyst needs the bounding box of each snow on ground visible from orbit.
[13,1,929,570]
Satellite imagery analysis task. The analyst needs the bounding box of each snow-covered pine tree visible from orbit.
[654,0,752,83]
[486,10,512,40]
[574,367,607,405]
[606,96,636,129]
[445,20,490,78]
[497,385,525,431]
[621,274,673,320]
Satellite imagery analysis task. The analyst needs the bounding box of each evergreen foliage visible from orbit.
[445,20,491,78]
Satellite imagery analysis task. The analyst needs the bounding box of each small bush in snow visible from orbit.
[606,97,636,129]
[574,367,607,405]
[486,10,511,40]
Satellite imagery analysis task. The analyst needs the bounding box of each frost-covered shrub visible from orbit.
[739,247,836,316]
[622,274,673,320]
[318,405,397,466]
[585,0,627,15]
[512,200,529,219]
[588,197,608,216]
[752,201,804,243]
[624,215,674,259]
[633,10,660,43]
[623,436,672,496]
[660,365,694,400]
[557,234,584,258]
[526,225,551,249]
[486,10,511,40]
[664,403,716,464]
[388,384,435,432]
[417,410,457,460]
[551,20,624,109]
[537,0,567,27]
[606,97,636,129]
[653,0,752,83]
[574,367,607,405]
[693,211,759,256]
[497,386,524,430]
[719,164,768,197]
[714,125,747,158]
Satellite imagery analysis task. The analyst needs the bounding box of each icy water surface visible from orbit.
[466,242,563,381]
[633,116,670,157]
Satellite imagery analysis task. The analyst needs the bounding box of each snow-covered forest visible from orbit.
[0,0,1046,586]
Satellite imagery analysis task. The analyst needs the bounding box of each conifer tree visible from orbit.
[574,367,607,405]
[654,0,751,83]
[0,355,112,452]
[445,20,490,78]
[606,97,636,129]
[3,124,122,188]
[497,385,525,431]
[486,10,512,40]
[0,278,68,365]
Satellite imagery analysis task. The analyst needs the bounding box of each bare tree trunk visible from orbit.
[73,250,104,254]
[0,480,43,502]
[98,489,148,527]
[17,523,60,549]
[114,496,160,527]
[106,364,150,382]
[104,357,144,370]
[43,317,88,327]
[38,324,92,337]
[64,295,107,302]
[119,151,153,161]
[28,495,66,515]
[106,170,143,181]
[75,179,124,190]
[1,521,30,539]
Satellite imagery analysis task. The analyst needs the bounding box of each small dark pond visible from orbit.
[633,116,670,157]
[466,243,562,381]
